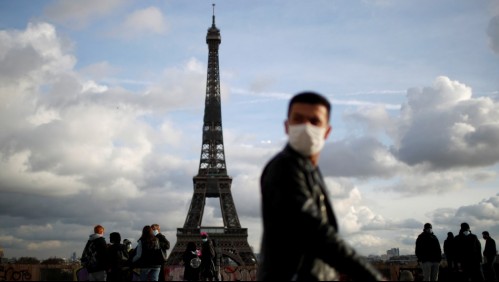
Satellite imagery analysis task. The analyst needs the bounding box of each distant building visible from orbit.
[386,248,400,257]
[70,252,77,263]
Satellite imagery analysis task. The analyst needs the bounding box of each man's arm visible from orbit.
[157,233,170,250]
[263,157,383,280]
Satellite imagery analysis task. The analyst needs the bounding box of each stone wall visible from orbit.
[165,265,257,281]
[0,264,76,281]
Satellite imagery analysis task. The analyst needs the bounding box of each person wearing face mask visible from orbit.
[258,92,384,281]
[415,223,442,281]
[133,225,163,281]
[151,224,170,281]
[199,232,217,281]
[455,222,484,282]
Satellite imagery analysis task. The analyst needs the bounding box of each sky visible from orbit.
[0,0,499,260]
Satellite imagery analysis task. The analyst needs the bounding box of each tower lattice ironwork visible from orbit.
[166,6,257,268]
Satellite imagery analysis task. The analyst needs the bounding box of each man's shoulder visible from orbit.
[264,146,306,171]
[416,232,426,239]
[156,233,168,241]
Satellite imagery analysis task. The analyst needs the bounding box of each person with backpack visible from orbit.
[133,225,164,281]
[81,224,109,281]
[107,232,129,281]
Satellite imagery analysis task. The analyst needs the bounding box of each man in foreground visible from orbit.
[258,91,384,281]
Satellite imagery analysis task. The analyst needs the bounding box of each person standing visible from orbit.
[107,232,129,281]
[444,232,457,272]
[415,223,442,281]
[133,225,163,281]
[258,91,384,281]
[183,241,200,281]
[81,224,109,281]
[199,232,217,281]
[482,231,497,282]
[211,239,221,281]
[455,222,484,282]
[151,223,170,281]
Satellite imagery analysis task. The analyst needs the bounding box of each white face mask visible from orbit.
[202,238,208,243]
[463,230,470,236]
[153,230,159,236]
[288,124,327,157]
[426,228,432,233]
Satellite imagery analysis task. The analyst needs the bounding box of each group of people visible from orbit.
[81,224,221,281]
[182,232,221,281]
[416,221,497,281]
[81,223,170,281]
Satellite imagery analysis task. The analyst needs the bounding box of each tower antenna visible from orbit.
[212,3,216,26]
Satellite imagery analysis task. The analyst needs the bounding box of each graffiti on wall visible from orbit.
[0,265,33,281]
[165,265,258,281]
[0,264,257,281]
[76,267,140,281]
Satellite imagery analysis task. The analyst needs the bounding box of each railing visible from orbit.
[176,227,248,236]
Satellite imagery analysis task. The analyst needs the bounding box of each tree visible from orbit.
[16,256,40,264]
[41,257,65,265]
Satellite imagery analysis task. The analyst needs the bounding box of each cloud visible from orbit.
[140,57,206,112]
[321,137,402,178]
[0,22,76,87]
[455,193,499,224]
[382,169,467,195]
[343,105,395,136]
[118,7,168,38]
[393,76,499,170]
[324,178,388,234]
[43,0,126,29]
[79,61,121,82]
[27,240,62,251]
[487,15,499,55]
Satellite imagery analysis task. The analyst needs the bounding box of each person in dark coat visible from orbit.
[444,232,457,271]
[482,231,497,282]
[183,241,200,281]
[151,224,170,281]
[258,92,384,281]
[107,232,129,281]
[455,222,484,282]
[81,224,109,281]
[199,232,217,281]
[415,223,442,281]
[133,225,163,281]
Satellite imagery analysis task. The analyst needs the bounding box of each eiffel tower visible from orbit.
[166,5,257,268]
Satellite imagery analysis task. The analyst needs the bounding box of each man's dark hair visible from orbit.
[461,222,470,231]
[483,231,490,236]
[110,232,121,244]
[287,91,331,120]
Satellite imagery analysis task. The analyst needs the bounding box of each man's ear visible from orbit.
[325,125,332,139]
[284,120,289,135]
